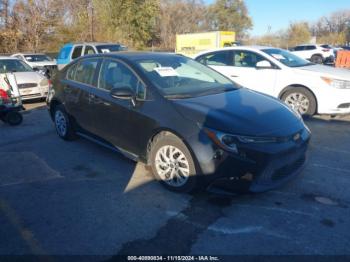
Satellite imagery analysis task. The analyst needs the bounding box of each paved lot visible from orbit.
[1,101,350,259]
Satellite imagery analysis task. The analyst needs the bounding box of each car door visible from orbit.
[293,46,309,59]
[228,50,278,95]
[62,58,101,134]
[196,50,235,79]
[90,58,154,156]
[198,50,278,95]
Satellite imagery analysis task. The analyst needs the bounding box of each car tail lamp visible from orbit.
[0,88,10,104]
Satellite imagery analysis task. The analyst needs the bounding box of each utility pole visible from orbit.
[88,1,95,42]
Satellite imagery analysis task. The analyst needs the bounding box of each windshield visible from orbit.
[0,59,33,73]
[135,55,238,99]
[263,48,313,67]
[24,55,52,62]
[96,45,127,53]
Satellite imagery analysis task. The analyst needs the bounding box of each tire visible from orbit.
[310,54,323,64]
[281,87,317,116]
[5,112,23,126]
[53,104,77,140]
[149,132,197,193]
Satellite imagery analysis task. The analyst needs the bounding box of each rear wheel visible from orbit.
[282,87,317,116]
[310,54,323,64]
[149,132,197,193]
[53,105,77,140]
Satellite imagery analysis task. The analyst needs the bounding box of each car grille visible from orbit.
[18,83,38,89]
[21,93,42,99]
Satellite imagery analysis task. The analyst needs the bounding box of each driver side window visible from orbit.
[98,59,146,99]
[233,51,267,68]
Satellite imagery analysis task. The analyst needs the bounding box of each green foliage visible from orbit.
[207,0,252,37]
[287,22,311,47]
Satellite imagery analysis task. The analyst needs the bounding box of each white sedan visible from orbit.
[194,46,350,116]
[0,57,50,101]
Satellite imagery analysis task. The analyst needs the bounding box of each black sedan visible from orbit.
[47,52,311,193]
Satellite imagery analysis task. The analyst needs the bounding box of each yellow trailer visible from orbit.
[176,31,236,57]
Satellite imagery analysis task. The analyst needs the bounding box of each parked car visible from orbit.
[0,57,50,101]
[290,44,334,64]
[48,52,310,193]
[195,46,350,116]
[57,42,127,70]
[12,53,57,79]
[340,46,350,51]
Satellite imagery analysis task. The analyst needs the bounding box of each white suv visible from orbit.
[194,46,350,116]
[291,44,334,64]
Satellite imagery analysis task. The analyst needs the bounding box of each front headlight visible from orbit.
[321,77,350,89]
[204,128,280,154]
[40,78,49,87]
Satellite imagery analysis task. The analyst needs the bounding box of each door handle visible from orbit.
[230,75,239,78]
[88,93,103,104]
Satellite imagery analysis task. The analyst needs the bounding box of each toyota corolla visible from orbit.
[48,52,311,193]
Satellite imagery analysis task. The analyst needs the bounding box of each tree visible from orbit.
[311,10,350,45]
[98,0,160,48]
[287,22,311,47]
[9,0,67,52]
[207,0,252,38]
[158,0,208,50]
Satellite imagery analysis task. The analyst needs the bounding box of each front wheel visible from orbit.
[5,112,23,126]
[53,105,77,140]
[282,87,317,116]
[149,132,197,193]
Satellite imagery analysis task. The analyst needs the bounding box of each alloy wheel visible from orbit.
[285,93,310,115]
[155,145,190,187]
[55,110,67,137]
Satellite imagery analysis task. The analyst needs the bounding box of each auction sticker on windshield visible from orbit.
[154,67,179,77]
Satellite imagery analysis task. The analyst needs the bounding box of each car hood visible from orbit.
[13,72,45,85]
[295,64,350,81]
[172,88,304,137]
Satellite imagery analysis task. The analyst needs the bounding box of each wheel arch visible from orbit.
[49,98,62,120]
[278,84,318,113]
[145,128,203,174]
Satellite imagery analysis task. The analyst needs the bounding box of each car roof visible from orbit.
[12,53,47,56]
[194,45,278,57]
[0,56,20,60]
[63,42,122,47]
[77,52,182,62]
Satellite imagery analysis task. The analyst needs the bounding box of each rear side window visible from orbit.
[294,46,305,51]
[196,51,232,66]
[305,46,316,50]
[74,59,99,86]
[71,46,83,60]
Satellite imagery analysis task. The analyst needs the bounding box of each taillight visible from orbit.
[0,89,9,99]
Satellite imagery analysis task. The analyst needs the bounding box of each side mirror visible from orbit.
[110,87,134,100]
[256,60,272,69]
